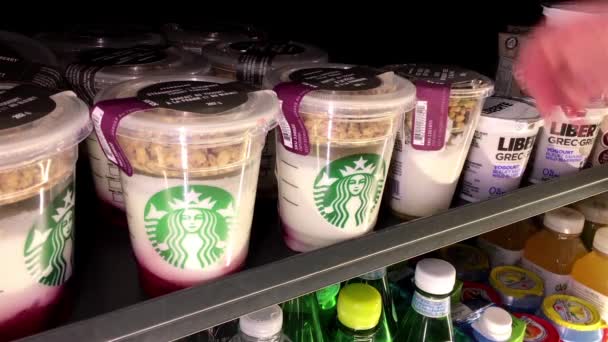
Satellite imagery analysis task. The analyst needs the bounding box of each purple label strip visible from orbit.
[273,82,314,156]
[412,80,451,151]
[91,98,153,176]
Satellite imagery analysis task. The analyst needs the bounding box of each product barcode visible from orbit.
[413,101,428,146]
[278,116,293,148]
[91,107,117,164]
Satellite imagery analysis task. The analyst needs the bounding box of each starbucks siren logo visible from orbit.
[144,185,235,270]
[24,184,75,286]
[314,154,385,229]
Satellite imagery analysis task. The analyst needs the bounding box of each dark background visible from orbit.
[3,0,554,77]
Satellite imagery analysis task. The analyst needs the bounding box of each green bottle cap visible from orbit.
[508,315,527,342]
[316,283,341,305]
[337,283,382,331]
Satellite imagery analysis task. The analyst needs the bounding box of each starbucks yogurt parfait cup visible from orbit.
[92,76,278,296]
[35,26,165,67]
[459,97,543,203]
[528,102,608,184]
[386,64,494,219]
[0,84,91,340]
[204,40,328,198]
[65,46,211,223]
[162,23,265,54]
[266,64,415,252]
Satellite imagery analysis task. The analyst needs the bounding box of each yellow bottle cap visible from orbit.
[542,295,604,331]
[337,283,382,331]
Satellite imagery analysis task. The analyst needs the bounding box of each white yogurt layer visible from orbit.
[460,98,543,203]
[86,134,125,210]
[276,141,392,252]
[0,178,75,325]
[529,108,606,184]
[121,160,259,285]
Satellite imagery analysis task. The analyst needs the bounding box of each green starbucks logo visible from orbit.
[24,184,75,286]
[314,154,385,229]
[144,185,235,270]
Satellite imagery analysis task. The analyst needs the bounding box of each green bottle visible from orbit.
[315,283,340,334]
[347,268,397,342]
[398,259,456,342]
[282,293,326,342]
[335,283,382,342]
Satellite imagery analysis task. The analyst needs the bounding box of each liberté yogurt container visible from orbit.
[528,102,608,184]
[265,64,415,252]
[385,64,494,219]
[0,31,58,66]
[0,84,91,340]
[35,26,165,67]
[588,116,608,167]
[204,40,328,199]
[459,97,543,203]
[540,294,606,342]
[65,46,211,223]
[490,266,544,314]
[92,76,278,296]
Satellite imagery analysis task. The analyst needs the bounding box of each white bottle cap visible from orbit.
[543,207,585,235]
[414,258,456,295]
[575,196,608,225]
[472,307,513,342]
[359,267,387,281]
[239,305,283,339]
[593,228,608,255]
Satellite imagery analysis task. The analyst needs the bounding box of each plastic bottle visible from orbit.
[347,268,397,341]
[570,228,608,322]
[334,283,382,342]
[521,207,588,295]
[315,283,340,334]
[574,194,608,251]
[478,219,538,268]
[282,293,325,342]
[233,305,284,342]
[398,258,456,342]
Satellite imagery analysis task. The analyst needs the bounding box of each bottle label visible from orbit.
[569,279,608,322]
[411,291,450,318]
[521,258,570,295]
[477,237,522,268]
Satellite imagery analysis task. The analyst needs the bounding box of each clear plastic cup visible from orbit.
[64,46,211,225]
[385,64,494,219]
[34,25,165,67]
[162,23,265,54]
[203,40,328,199]
[459,97,543,203]
[0,84,91,340]
[265,64,416,252]
[94,76,278,296]
[528,102,608,184]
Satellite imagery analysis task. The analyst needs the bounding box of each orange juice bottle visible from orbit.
[570,227,608,322]
[478,219,538,268]
[521,207,587,296]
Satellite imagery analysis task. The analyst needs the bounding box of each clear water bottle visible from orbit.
[233,305,285,342]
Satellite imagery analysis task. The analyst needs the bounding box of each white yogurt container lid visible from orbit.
[0,31,58,66]
[162,23,264,47]
[35,27,165,55]
[478,97,543,133]
[95,75,279,144]
[265,63,417,117]
[0,83,91,169]
[203,40,328,71]
[385,64,494,99]
[575,195,608,224]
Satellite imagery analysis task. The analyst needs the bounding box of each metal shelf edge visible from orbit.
[21,166,608,342]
